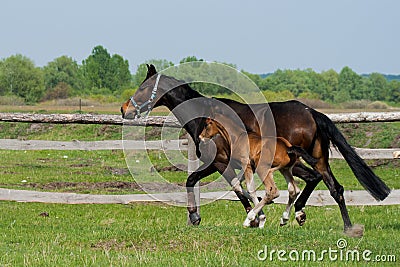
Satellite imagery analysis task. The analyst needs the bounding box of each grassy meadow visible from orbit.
[0,105,399,266]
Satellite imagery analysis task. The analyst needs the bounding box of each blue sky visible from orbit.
[1,0,399,74]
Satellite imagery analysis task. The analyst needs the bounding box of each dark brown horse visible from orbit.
[121,64,390,235]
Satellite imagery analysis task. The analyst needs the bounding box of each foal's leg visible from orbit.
[279,167,301,226]
[242,165,266,228]
[244,168,279,228]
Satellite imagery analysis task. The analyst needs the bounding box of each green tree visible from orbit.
[338,66,363,100]
[179,56,204,65]
[43,56,83,95]
[368,72,388,101]
[81,45,131,93]
[82,45,110,90]
[133,59,174,87]
[387,80,400,103]
[334,89,351,103]
[320,69,339,102]
[106,54,132,92]
[241,70,262,87]
[0,54,44,103]
[259,69,321,98]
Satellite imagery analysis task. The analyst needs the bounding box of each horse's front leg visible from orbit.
[215,162,254,216]
[186,163,218,225]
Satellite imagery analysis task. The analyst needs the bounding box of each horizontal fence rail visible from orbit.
[1,188,399,206]
[0,139,188,151]
[0,139,399,159]
[1,111,400,126]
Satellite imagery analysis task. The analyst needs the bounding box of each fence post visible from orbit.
[187,135,200,225]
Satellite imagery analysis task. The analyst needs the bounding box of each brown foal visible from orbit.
[199,114,317,227]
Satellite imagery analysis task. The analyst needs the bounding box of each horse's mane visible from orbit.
[162,75,203,99]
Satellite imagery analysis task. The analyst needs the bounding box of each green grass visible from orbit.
[0,150,126,183]
[0,113,399,266]
[0,201,398,266]
[336,122,400,149]
[0,122,122,141]
[1,149,398,194]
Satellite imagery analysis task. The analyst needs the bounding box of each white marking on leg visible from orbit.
[280,211,289,226]
[280,169,300,226]
[230,177,242,193]
[295,210,305,218]
[243,217,251,227]
[258,215,266,229]
[247,210,256,221]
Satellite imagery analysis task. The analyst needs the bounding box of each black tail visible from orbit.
[288,146,319,167]
[309,108,391,201]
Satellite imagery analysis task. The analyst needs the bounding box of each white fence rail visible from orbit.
[1,139,399,159]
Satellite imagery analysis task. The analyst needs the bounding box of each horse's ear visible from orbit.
[148,64,158,75]
[144,64,158,81]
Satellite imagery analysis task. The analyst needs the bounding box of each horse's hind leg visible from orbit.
[292,162,323,226]
[316,159,363,236]
[279,167,300,226]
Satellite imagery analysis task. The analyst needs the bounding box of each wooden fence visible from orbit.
[0,111,399,206]
[1,111,400,125]
[1,112,399,159]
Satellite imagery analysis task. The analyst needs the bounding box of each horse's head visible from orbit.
[199,117,220,142]
[121,64,161,119]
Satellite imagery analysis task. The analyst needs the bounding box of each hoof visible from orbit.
[244,210,257,228]
[250,217,260,228]
[244,219,259,228]
[344,224,364,238]
[280,217,288,227]
[295,210,306,226]
[189,212,201,226]
[243,217,259,228]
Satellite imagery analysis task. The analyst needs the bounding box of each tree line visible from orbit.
[0,45,399,104]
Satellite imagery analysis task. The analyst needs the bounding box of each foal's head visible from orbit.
[199,118,220,142]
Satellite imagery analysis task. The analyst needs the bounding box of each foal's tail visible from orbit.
[288,146,318,167]
[309,108,391,201]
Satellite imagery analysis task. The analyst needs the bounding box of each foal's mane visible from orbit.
[212,113,247,147]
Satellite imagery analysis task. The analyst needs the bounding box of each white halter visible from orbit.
[130,73,161,118]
